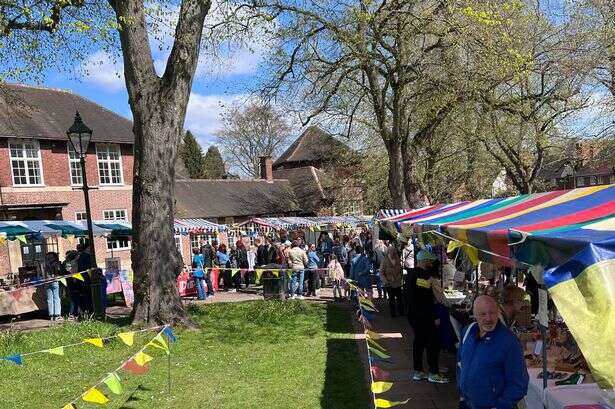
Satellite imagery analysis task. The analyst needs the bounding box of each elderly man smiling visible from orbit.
[457,295,529,409]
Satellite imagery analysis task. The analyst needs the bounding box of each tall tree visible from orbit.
[203,145,226,179]
[215,101,291,177]
[180,130,205,178]
[1,0,214,324]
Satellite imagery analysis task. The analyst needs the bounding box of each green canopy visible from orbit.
[0,225,36,237]
[45,223,86,237]
[95,223,132,236]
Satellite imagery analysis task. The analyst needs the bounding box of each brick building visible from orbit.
[0,83,134,277]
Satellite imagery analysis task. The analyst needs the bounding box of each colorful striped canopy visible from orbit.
[378,184,615,389]
[174,218,226,235]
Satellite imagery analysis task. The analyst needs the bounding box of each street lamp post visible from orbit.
[67,111,104,318]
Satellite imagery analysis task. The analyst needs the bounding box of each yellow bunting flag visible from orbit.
[375,398,410,408]
[271,269,279,278]
[72,273,85,282]
[465,246,479,266]
[46,346,65,356]
[66,234,76,245]
[359,297,376,308]
[103,373,123,395]
[134,351,153,367]
[16,235,27,244]
[447,240,464,253]
[84,338,104,348]
[416,278,431,289]
[368,346,391,359]
[118,332,134,346]
[148,334,170,355]
[62,404,76,409]
[371,381,393,394]
[82,387,109,404]
[0,236,6,245]
[360,303,377,312]
[231,269,240,277]
[366,330,382,340]
[59,278,67,287]
[367,337,386,352]
[255,269,263,282]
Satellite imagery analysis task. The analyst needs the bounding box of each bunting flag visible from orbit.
[371,381,393,394]
[82,387,109,404]
[61,404,76,409]
[0,354,22,365]
[369,355,393,366]
[59,278,67,287]
[366,330,382,340]
[231,269,240,277]
[147,334,170,355]
[360,302,378,312]
[133,351,153,366]
[447,239,464,253]
[368,346,391,359]
[375,398,410,408]
[371,366,390,380]
[163,326,177,343]
[84,338,104,348]
[255,269,263,283]
[464,245,479,266]
[15,235,27,244]
[0,236,6,246]
[66,235,76,245]
[118,332,134,347]
[359,296,376,309]
[122,359,149,375]
[367,337,386,352]
[72,273,85,282]
[46,346,65,356]
[271,269,280,278]
[103,373,123,395]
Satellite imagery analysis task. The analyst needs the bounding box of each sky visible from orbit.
[4,3,273,150]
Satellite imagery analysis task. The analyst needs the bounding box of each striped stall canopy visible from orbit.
[174,218,226,235]
[240,216,371,230]
[378,184,615,389]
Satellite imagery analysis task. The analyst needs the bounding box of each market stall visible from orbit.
[377,184,615,407]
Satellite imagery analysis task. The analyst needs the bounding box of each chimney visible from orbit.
[260,156,273,182]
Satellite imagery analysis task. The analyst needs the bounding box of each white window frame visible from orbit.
[96,143,124,186]
[103,209,128,221]
[8,138,44,186]
[67,144,83,186]
[75,211,87,221]
[107,237,131,251]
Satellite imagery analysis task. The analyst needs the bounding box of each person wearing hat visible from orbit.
[407,248,450,384]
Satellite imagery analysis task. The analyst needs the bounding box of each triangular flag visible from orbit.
[371,381,393,394]
[271,269,279,277]
[447,240,464,253]
[359,296,376,308]
[0,236,6,245]
[84,338,104,348]
[122,359,149,375]
[375,398,410,408]
[369,356,393,366]
[163,326,177,343]
[118,332,134,346]
[360,302,377,312]
[82,387,109,404]
[148,334,170,355]
[231,268,240,277]
[1,354,22,365]
[366,330,382,340]
[72,273,84,282]
[367,337,386,352]
[371,366,390,380]
[255,269,263,282]
[103,373,123,395]
[61,404,76,409]
[369,346,391,359]
[46,346,65,356]
[59,278,67,287]
[66,234,76,245]
[16,235,27,244]
[133,351,153,366]
[465,245,479,266]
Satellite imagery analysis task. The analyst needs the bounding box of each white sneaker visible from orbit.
[299,296,305,300]
[228,289,237,293]
[291,294,298,299]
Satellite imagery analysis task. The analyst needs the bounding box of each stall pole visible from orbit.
[539,284,549,393]
[474,265,479,297]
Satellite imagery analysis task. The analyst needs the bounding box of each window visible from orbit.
[75,212,87,221]
[67,144,83,185]
[190,234,215,249]
[96,144,123,185]
[9,139,43,186]
[107,238,130,251]
[103,209,127,221]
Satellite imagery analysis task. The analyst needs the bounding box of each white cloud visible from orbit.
[184,92,248,146]
[80,50,125,92]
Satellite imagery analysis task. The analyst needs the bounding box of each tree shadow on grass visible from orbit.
[320,303,370,409]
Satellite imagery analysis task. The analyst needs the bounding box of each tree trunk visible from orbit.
[384,138,409,208]
[401,144,425,208]
[110,0,211,325]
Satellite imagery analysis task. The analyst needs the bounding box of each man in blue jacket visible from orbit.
[457,295,528,409]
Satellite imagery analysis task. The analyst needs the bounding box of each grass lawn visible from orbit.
[0,300,370,409]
